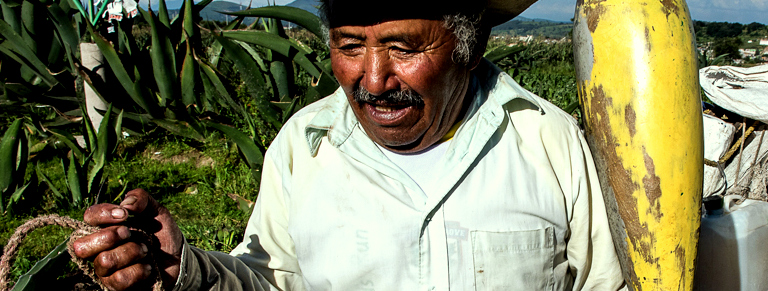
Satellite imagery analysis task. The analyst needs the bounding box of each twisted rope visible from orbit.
[0,214,163,291]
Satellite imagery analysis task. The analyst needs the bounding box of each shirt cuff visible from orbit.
[171,237,201,291]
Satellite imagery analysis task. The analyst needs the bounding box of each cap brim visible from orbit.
[485,0,539,26]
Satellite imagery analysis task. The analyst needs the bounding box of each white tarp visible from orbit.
[703,114,736,197]
[700,64,768,124]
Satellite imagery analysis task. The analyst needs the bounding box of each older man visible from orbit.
[73,0,626,290]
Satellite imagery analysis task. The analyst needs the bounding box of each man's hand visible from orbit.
[72,189,183,290]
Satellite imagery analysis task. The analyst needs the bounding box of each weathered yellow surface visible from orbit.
[574,0,703,290]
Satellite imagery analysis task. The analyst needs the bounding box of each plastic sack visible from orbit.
[702,114,736,197]
[699,64,768,124]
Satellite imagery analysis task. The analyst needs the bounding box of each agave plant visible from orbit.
[42,104,122,206]
[221,6,338,120]
[0,0,84,127]
[200,6,339,182]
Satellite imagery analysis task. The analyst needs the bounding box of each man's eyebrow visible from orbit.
[331,30,365,41]
[379,34,415,45]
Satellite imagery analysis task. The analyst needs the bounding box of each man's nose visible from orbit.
[361,49,398,96]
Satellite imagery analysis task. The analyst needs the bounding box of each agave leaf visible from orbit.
[0,119,23,211]
[37,164,65,202]
[47,3,80,73]
[47,128,84,160]
[14,120,28,190]
[484,45,526,63]
[197,60,242,114]
[180,41,198,108]
[236,39,269,72]
[225,6,324,40]
[82,104,97,153]
[117,110,152,125]
[195,0,213,8]
[214,34,280,124]
[270,60,291,102]
[181,0,195,42]
[309,71,339,101]
[207,18,243,67]
[19,1,36,51]
[7,176,34,210]
[140,7,177,104]
[152,118,205,141]
[1,1,21,33]
[90,28,159,116]
[279,98,299,122]
[205,121,263,182]
[10,239,70,291]
[156,0,171,30]
[223,30,324,78]
[88,105,113,195]
[208,40,224,67]
[66,153,83,205]
[564,100,580,114]
[115,109,124,141]
[0,20,58,87]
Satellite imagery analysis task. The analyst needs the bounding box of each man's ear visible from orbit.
[469,53,483,70]
[469,27,492,71]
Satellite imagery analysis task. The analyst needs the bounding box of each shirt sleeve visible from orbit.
[171,239,273,291]
[172,134,305,291]
[567,131,627,291]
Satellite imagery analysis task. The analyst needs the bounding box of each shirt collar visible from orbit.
[304,58,544,157]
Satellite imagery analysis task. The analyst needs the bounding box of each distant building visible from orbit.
[762,47,768,62]
[760,39,768,46]
[740,49,757,58]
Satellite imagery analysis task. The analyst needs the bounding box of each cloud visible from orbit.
[519,0,766,24]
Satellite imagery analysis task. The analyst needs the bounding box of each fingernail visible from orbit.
[111,208,126,219]
[117,226,131,240]
[145,264,152,275]
[121,196,137,206]
[140,243,148,255]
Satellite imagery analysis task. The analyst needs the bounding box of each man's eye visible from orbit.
[339,44,363,52]
[392,46,417,55]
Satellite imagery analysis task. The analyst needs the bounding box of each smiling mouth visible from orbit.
[374,104,403,112]
[364,102,415,126]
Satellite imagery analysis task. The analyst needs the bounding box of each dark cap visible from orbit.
[321,0,538,27]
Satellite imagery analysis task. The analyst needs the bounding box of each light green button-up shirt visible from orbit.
[174,59,625,291]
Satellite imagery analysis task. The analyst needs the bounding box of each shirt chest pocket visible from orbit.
[471,227,555,291]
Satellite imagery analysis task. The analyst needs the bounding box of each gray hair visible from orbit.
[443,13,484,65]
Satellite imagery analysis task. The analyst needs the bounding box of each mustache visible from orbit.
[353,87,424,106]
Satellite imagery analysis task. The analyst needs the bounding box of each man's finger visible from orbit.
[100,263,153,291]
[83,204,130,226]
[120,189,159,217]
[72,225,132,259]
[94,242,149,277]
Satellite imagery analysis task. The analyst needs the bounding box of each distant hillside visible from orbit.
[199,1,251,23]
[492,18,573,39]
[187,0,320,25]
[286,0,321,15]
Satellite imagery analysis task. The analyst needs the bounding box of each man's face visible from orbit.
[329,19,474,153]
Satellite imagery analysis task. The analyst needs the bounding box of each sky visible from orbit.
[141,0,766,25]
[519,0,767,24]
